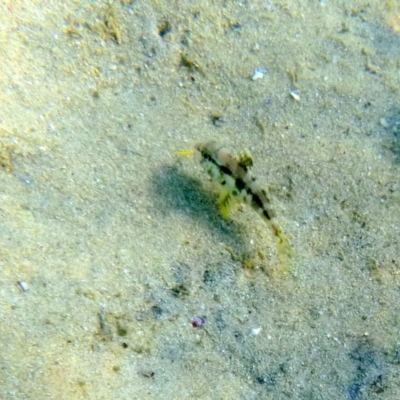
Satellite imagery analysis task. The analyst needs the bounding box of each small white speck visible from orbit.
[17,281,28,292]
[251,327,262,335]
[252,68,267,80]
[290,90,300,101]
[379,118,389,128]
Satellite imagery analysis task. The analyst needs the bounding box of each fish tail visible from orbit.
[271,222,293,270]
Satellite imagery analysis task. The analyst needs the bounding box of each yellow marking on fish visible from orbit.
[195,141,292,268]
[175,149,195,157]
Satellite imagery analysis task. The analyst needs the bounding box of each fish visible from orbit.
[195,141,292,266]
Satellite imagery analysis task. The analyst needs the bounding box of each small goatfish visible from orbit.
[195,141,292,265]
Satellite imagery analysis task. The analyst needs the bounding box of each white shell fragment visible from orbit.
[379,118,389,128]
[17,280,28,292]
[290,89,300,101]
[252,68,267,80]
[251,327,262,336]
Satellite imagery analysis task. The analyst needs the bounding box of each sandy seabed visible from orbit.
[1,1,400,399]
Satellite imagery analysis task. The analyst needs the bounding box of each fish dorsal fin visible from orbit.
[237,149,253,170]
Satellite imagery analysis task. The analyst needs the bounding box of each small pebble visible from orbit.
[251,327,262,335]
[379,118,389,128]
[290,89,300,101]
[252,68,267,80]
[191,316,206,328]
[17,280,28,292]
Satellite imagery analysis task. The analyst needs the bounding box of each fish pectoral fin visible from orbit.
[218,190,235,219]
